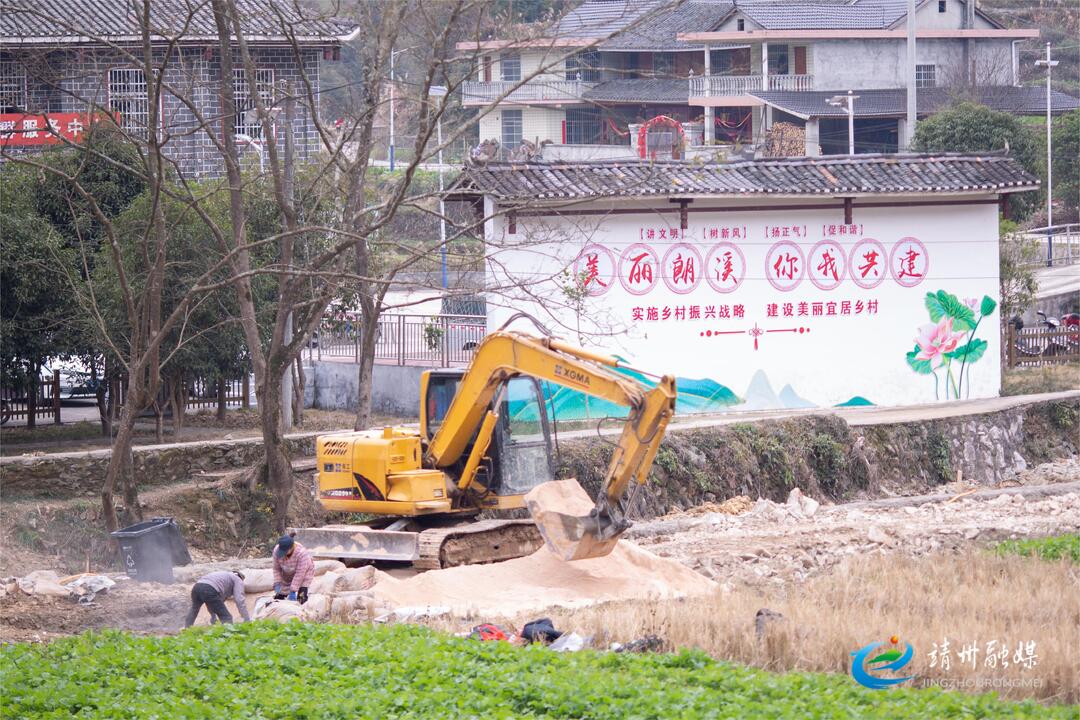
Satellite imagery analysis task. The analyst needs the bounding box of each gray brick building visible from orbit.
[0,0,357,177]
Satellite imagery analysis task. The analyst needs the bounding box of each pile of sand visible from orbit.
[369,540,717,616]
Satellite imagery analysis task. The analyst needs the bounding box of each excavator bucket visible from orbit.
[525,479,625,561]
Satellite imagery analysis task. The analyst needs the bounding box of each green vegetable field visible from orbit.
[994,533,1080,563]
[1,624,1070,719]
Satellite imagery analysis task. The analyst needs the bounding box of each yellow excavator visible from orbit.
[296,323,676,569]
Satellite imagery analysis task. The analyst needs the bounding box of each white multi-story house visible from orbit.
[459,0,1077,157]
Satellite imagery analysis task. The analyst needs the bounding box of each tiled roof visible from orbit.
[456,154,1039,202]
[599,1,735,50]
[551,0,1002,40]
[752,87,1080,118]
[553,1,667,39]
[737,1,890,30]
[0,0,358,43]
[583,78,690,104]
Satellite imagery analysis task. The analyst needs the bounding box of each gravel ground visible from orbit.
[628,459,1080,590]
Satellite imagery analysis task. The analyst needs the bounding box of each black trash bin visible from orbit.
[110,517,192,583]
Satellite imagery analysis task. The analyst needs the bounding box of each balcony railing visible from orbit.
[690,74,814,96]
[461,79,595,105]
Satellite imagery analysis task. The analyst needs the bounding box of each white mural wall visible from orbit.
[486,200,1002,412]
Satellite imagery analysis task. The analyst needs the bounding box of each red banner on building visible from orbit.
[0,112,107,147]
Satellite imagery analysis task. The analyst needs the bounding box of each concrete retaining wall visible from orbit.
[304,362,425,416]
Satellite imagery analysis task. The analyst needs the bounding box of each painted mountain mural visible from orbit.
[506,363,740,421]
[779,384,816,409]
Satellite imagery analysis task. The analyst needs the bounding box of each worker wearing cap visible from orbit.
[272,535,315,604]
[184,570,250,627]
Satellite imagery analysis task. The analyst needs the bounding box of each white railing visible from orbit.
[313,313,486,368]
[461,79,595,105]
[690,74,814,96]
[1023,224,1080,268]
[768,74,814,91]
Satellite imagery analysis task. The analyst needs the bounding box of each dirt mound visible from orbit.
[370,540,716,616]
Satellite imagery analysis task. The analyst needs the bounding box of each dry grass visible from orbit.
[529,551,1079,704]
[1001,363,1080,396]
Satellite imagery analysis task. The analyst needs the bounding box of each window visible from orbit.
[0,61,26,113]
[737,18,745,31]
[915,64,937,88]
[108,68,149,137]
[233,68,274,138]
[566,51,601,82]
[500,52,521,82]
[565,108,602,144]
[768,44,789,75]
[938,0,946,12]
[651,52,675,78]
[501,109,522,149]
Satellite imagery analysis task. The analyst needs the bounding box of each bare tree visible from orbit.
[2,0,676,533]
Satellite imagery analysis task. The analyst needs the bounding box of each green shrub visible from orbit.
[1,623,1068,719]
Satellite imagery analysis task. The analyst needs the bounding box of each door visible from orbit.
[794,47,807,76]
[490,377,555,496]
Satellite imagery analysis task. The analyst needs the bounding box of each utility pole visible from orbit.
[281,80,296,429]
[430,86,449,289]
[1035,42,1059,267]
[905,0,917,150]
[389,50,396,172]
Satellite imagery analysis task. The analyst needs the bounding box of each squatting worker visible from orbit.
[184,570,250,627]
[272,535,315,604]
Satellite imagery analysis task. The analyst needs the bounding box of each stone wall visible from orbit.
[559,396,1079,519]
[0,432,320,500]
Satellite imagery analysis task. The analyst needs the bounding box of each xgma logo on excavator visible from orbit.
[554,364,590,387]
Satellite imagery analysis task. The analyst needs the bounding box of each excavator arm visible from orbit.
[426,330,677,560]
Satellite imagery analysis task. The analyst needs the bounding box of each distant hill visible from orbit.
[982,0,1079,95]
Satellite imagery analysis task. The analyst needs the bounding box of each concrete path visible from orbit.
[558,390,1080,440]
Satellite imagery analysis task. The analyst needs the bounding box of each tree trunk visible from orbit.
[153,400,164,443]
[216,377,227,422]
[101,399,141,532]
[26,366,37,430]
[169,376,185,438]
[353,315,380,431]
[257,371,293,533]
[96,381,110,437]
[292,357,304,426]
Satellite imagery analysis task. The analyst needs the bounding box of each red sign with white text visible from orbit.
[0,113,106,147]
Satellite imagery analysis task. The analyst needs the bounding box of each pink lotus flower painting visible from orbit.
[907,290,996,400]
[914,318,965,369]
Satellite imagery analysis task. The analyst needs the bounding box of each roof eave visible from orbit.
[0,34,349,45]
[489,186,1039,205]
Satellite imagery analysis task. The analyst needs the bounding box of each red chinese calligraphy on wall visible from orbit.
[889,237,929,288]
[849,238,887,290]
[662,243,703,294]
[573,244,616,297]
[0,112,106,147]
[807,239,847,291]
[765,240,805,292]
[618,243,659,296]
[704,242,745,294]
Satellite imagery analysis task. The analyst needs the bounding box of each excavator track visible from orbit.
[415,519,543,570]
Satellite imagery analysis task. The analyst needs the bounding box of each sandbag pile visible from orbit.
[247,566,386,625]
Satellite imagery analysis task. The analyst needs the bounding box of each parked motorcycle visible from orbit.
[1035,311,1071,356]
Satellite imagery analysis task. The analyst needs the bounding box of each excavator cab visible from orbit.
[421,369,555,502]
